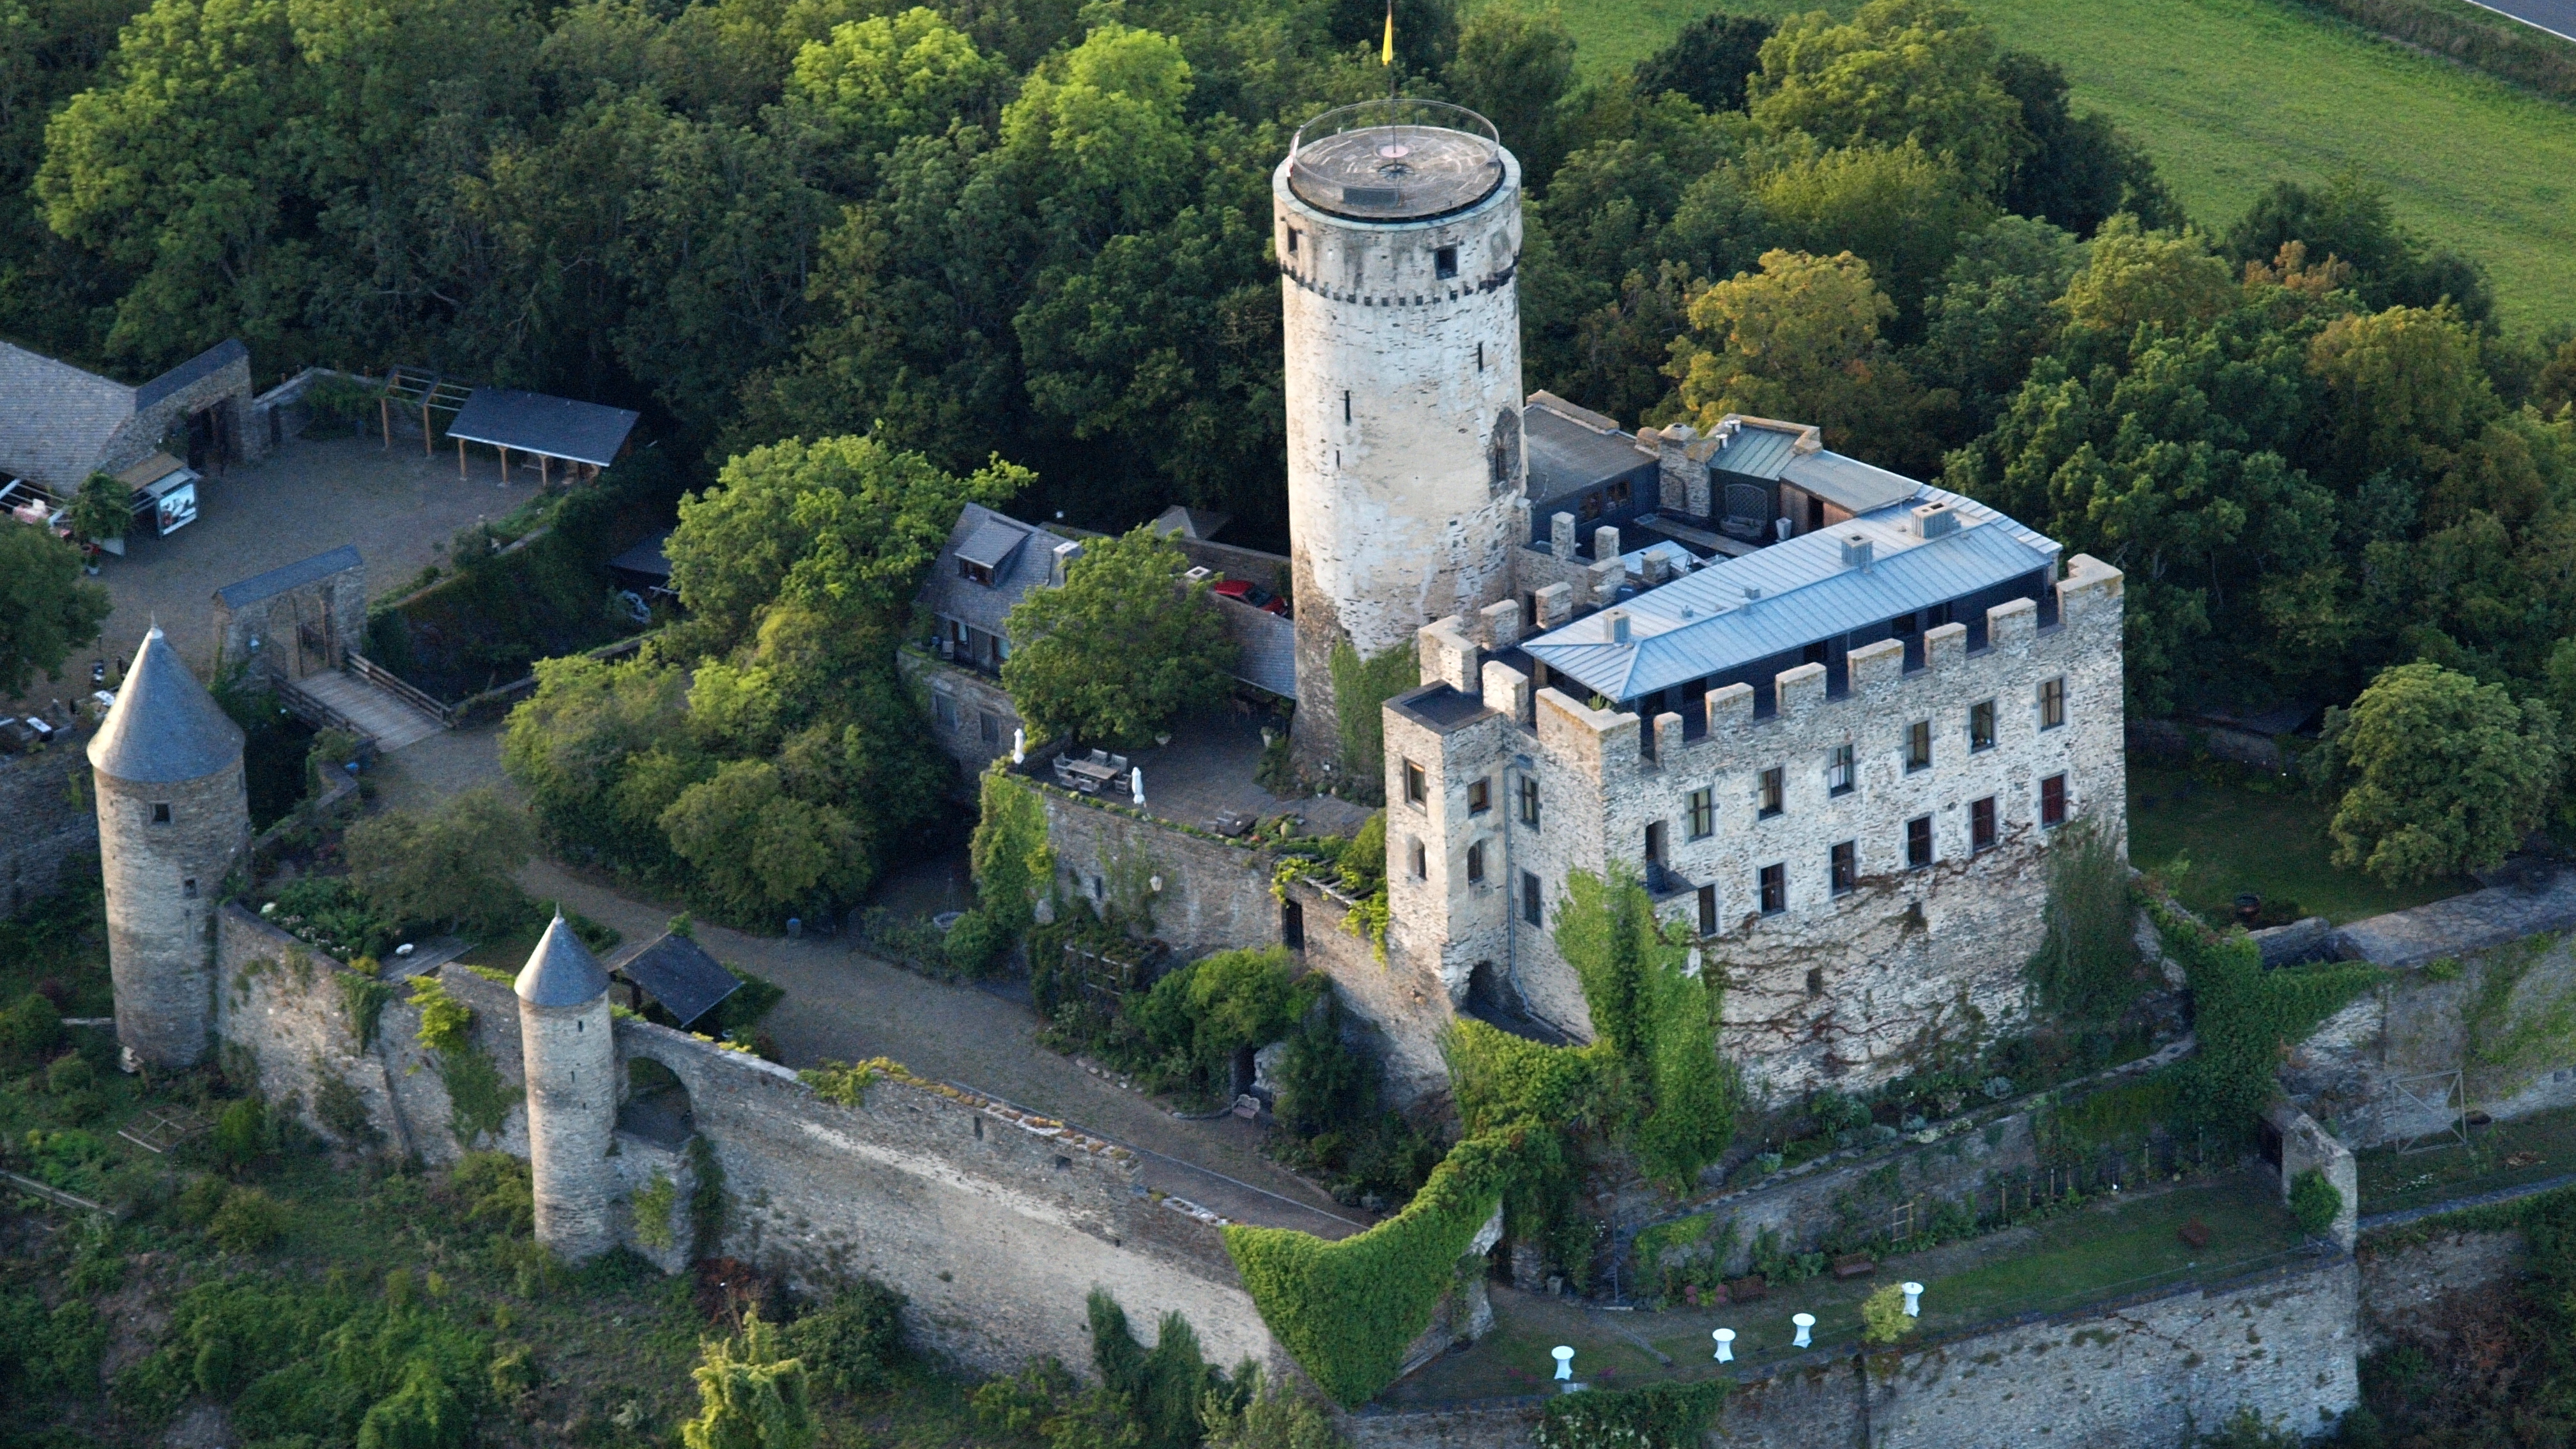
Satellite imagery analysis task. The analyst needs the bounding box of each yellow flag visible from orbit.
[1381,0,1395,65]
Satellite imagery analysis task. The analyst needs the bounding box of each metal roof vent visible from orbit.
[1912,500,1959,540]
[1841,534,1874,570]
[1609,610,1631,643]
[1741,585,1761,603]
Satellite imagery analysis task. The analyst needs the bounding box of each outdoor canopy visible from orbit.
[445,387,639,469]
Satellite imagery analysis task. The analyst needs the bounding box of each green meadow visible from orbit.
[1549,0,2576,330]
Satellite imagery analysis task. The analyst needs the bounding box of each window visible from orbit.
[1468,778,1492,815]
[1404,760,1427,806]
[1805,967,1825,995]
[1522,871,1543,926]
[1519,775,1540,827]
[1906,815,1933,869]
[1697,884,1717,936]
[1892,610,1919,636]
[1609,478,1632,509]
[933,694,956,730]
[1970,700,1996,752]
[1830,841,1857,896]
[2041,774,2068,828]
[1476,341,1485,372]
[1344,390,1353,423]
[1434,245,1458,279]
[1409,838,1428,878]
[1827,744,1855,796]
[1759,863,1786,915]
[1467,842,1485,884]
[1579,491,1603,521]
[151,802,171,824]
[979,712,1000,746]
[1758,767,1784,818]
[2039,677,2066,730]
[1905,720,1932,772]
[1972,796,1998,852]
[1287,227,1300,254]
[183,878,197,898]
[1688,787,1715,839]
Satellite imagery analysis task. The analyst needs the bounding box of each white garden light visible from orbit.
[1791,1313,1814,1349]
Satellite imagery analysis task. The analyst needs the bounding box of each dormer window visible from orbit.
[960,558,994,586]
[1607,479,1632,509]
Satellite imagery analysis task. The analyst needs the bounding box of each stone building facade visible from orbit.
[211,545,367,683]
[0,337,266,492]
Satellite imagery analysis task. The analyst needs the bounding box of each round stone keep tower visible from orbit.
[88,625,249,1071]
[515,911,617,1261]
[1273,100,1525,765]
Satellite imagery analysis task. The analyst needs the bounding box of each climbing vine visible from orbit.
[1328,640,1416,791]
[407,976,521,1147]
[1535,1381,1731,1449]
[340,971,396,1052]
[2463,933,2576,1095]
[971,769,1057,937]
[1222,1130,1523,1407]
[633,1171,678,1253]
[1229,868,1741,1403]
[2145,893,2381,1133]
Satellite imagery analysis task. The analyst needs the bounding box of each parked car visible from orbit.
[1212,578,1287,615]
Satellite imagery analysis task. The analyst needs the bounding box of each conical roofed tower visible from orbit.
[516,910,617,1260]
[88,626,249,1070]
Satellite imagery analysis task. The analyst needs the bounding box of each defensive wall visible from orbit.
[0,732,98,918]
[1344,1252,2361,1448]
[207,904,1290,1377]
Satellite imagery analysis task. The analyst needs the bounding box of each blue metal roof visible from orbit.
[1522,485,2059,701]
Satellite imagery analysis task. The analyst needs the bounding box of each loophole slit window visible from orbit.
[1409,838,1427,878]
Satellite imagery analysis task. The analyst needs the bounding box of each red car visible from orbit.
[1212,578,1288,615]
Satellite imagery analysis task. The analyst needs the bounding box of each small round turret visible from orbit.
[88,626,249,1070]
[516,910,617,1261]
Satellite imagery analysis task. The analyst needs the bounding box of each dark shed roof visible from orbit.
[88,627,245,783]
[215,545,361,609]
[447,387,640,467]
[136,339,249,410]
[610,529,672,580]
[610,931,740,1028]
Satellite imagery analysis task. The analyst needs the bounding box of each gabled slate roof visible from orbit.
[88,627,245,783]
[1521,483,2059,702]
[916,503,1072,638]
[215,546,362,610]
[610,931,740,1028]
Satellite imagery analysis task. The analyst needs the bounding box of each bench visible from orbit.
[1832,1254,1876,1280]
[1726,1275,1767,1302]
[2177,1219,2212,1250]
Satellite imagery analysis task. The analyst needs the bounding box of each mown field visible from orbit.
[1549,0,2576,330]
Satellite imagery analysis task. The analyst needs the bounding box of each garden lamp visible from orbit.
[1131,767,1145,806]
[1791,1313,1814,1349]
[1902,1282,1924,1317]
[1012,728,1025,764]
[1712,1328,1735,1363]
[1551,1346,1574,1383]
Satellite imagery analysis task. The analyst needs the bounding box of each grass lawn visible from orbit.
[1539,0,2576,332]
[2128,756,2469,926]
[2359,1103,2576,1215]
[1384,1170,2309,1401]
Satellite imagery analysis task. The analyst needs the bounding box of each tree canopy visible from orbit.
[1001,523,1238,747]
[2318,662,2559,884]
[0,525,109,698]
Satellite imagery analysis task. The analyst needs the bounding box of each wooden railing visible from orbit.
[348,652,456,727]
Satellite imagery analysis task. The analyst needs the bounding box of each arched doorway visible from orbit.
[619,1054,695,1148]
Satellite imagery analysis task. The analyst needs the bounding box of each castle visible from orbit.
[925,100,2129,1101]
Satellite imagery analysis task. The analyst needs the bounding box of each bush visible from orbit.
[0,991,63,1071]
[213,1098,268,1172]
[343,789,539,937]
[176,1174,233,1227]
[1534,1381,1729,1449]
[785,1279,907,1395]
[0,1291,107,1401]
[207,1187,289,1254]
[268,877,399,962]
[44,1051,93,1096]
[1860,1284,1917,1346]
[680,1312,813,1449]
[2290,1168,2343,1239]
[942,907,1008,978]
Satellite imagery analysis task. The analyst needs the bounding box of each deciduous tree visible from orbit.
[0,524,108,698]
[2319,661,2559,885]
[1001,523,1238,747]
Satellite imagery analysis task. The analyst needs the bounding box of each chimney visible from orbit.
[1912,500,1959,540]
[1050,539,1083,586]
[1840,534,1873,571]
[1609,610,1631,643]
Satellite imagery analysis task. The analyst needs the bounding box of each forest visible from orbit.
[11,0,2576,905]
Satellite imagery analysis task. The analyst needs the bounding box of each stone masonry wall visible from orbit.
[0,737,97,917]
[900,650,1025,784]
[1382,554,2126,1100]
[2285,926,2576,1149]
[2358,1229,2526,1353]
[1347,1255,2360,1448]
[212,555,368,684]
[1286,877,1457,1107]
[211,905,1282,1378]
[1036,783,1282,958]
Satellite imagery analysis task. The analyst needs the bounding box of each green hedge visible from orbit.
[2145,893,2380,1132]
[1222,1130,1522,1406]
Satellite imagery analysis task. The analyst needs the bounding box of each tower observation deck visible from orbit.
[1285,101,1505,222]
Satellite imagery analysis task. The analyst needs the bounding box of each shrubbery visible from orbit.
[785,1280,907,1396]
